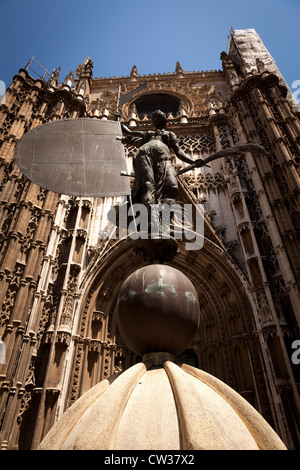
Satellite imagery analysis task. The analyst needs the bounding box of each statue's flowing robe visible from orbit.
[126,130,179,207]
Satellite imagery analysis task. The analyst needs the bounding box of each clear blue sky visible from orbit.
[0,0,299,94]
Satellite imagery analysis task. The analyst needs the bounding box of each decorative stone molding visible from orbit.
[56,330,71,346]
[262,324,278,341]
[45,387,60,406]
[92,310,106,325]
[87,339,103,353]
[229,334,249,350]
[99,286,112,299]
[238,221,250,233]
[204,342,220,357]
[203,314,215,328]
[44,330,54,344]
[226,306,240,319]
[276,381,293,395]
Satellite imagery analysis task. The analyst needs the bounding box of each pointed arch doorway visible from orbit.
[65,233,276,432]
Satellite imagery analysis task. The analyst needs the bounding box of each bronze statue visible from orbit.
[120,110,199,207]
[118,109,268,207]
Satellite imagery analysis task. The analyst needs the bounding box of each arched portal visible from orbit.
[66,235,275,429]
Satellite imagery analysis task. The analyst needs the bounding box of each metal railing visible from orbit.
[24,56,51,82]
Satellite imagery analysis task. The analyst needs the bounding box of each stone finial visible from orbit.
[64,71,74,87]
[82,57,93,76]
[75,58,93,82]
[48,67,61,88]
[175,61,183,74]
[220,51,240,89]
[130,65,138,78]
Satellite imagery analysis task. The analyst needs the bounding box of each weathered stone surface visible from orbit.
[38,361,287,450]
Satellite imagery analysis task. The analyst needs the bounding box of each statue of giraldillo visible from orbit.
[118,109,268,208]
[120,110,198,207]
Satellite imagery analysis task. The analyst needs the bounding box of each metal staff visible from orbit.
[177,142,269,175]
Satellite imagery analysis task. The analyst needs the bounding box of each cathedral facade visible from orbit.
[0,28,299,449]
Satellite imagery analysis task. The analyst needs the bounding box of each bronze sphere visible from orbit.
[116,264,200,356]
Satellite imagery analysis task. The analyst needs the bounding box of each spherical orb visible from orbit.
[116,264,200,356]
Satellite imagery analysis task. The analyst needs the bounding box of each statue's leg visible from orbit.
[132,152,155,206]
[160,161,178,205]
[139,157,156,207]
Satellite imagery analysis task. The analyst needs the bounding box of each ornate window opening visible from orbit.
[133,93,181,119]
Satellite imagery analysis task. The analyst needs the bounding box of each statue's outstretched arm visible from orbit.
[177,142,269,175]
[171,140,195,165]
[121,123,145,138]
[113,112,145,139]
[201,142,268,165]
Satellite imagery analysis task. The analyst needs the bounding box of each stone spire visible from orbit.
[175,61,183,74]
[130,65,138,78]
[74,57,93,98]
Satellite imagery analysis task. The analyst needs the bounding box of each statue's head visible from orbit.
[151,110,167,129]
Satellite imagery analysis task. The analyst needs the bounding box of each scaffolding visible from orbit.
[24,57,53,82]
